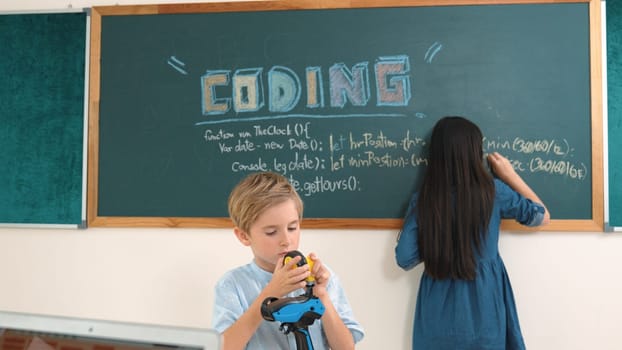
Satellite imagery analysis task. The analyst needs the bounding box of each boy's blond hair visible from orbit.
[228,172,303,233]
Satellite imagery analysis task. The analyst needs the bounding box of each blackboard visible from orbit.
[607,0,622,227]
[0,11,86,226]
[88,0,603,230]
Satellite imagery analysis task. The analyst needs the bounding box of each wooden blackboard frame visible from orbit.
[87,0,604,230]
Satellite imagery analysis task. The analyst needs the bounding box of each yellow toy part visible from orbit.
[284,250,315,283]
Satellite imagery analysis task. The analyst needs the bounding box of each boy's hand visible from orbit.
[267,255,310,297]
[308,252,331,299]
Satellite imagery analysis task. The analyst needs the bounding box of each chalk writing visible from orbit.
[288,175,361,197]
[198,121,587,200]
[201,55,411,116]
[193,43,587,200]
[529,158,587,179]
[484,137,574,157]
[484,137,586,180]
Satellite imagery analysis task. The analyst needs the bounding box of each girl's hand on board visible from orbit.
[486,152,519,183]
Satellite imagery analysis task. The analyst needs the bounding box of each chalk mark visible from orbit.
[424,42,443,63]
[167,56,188,75]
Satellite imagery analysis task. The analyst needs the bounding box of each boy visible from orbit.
[212,171,364,350]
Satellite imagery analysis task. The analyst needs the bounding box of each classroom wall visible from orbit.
[1,1,621,349]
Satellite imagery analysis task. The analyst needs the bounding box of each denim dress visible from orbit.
[396,179,545,350]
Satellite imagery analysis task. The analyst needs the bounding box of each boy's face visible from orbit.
[234,198,301,272]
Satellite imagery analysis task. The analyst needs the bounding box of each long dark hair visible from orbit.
[417,116,494,280]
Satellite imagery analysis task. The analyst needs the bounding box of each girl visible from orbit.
[395,116,550,350]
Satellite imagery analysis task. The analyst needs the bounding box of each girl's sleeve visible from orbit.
[395,193,421,270]
[495,179,546,227]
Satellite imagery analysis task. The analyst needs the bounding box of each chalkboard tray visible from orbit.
[87,0,604,230]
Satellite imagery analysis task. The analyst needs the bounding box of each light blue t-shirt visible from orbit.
[212,261,364,350]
